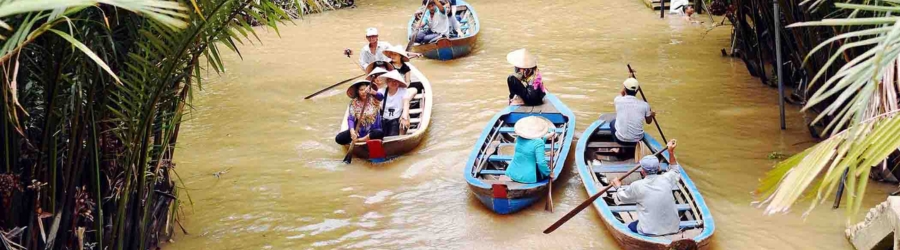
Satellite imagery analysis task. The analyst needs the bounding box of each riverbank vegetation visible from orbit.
[0,0,356,249]
[753,0,900,222]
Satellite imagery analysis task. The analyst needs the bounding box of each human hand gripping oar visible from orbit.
[406,0,430,51]
[543,146,669,234]
[627,64,668,143]
[304,50,366,100]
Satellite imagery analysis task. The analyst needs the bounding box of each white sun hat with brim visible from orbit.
[379,70,408,88]
[366,27,378,36]
[368,67,389,78]
[623,78,640,91]
[513,116,554,139]
[507,48,538,69]
[383,45,410,62]
[365,61,395,75]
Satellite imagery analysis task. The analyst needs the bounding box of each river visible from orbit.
[165,0,894,249]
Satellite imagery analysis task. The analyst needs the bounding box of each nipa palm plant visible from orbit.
[757,1,900,222]
[0,0,299,249]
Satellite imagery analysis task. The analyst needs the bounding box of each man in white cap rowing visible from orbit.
[612,139,682,236]
[610,78,656,150]
[357,27,393,69]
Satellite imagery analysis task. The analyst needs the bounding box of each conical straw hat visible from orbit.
[514,116,554,139]
[379,70,408,88]
[507,48,538,68]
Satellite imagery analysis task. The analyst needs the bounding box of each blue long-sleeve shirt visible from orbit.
[505,137,550,183]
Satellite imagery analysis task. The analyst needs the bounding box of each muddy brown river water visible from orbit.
[165,0,894,249]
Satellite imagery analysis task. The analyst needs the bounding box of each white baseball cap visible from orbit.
[623,78,639,91]
[366,27,378,36]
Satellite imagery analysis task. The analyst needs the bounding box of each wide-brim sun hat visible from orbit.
[383,45,410,62]
[368,67,389,78]
[379,70,408,88]
[623,78,640,91]
[346,80,377,99]
[365,61,395,75]
[507,48,538,69]
[513,116,554,139]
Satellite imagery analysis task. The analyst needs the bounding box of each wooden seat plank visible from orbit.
[609,204,691,213]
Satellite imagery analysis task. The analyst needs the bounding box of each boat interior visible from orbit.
[584,114,704,241]
[470,102,568,186]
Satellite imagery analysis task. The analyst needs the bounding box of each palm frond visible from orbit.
[758,1,900,221]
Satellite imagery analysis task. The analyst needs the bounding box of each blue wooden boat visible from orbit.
[406,0,480,61]
[574,113,715,249]
[464,94,575,214]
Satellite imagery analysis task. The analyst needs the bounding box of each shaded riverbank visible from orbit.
[166,0,892,249]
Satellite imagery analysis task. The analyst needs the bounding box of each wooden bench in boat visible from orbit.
[488,155,552,162]
[480,169,506,175]
[587,141,636,148]
[608,185,679,193]
[498,143,555,150]
[609,203,692,213]
[594,163,670,173]
[498,127,565,134]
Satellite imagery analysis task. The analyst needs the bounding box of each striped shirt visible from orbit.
[614,95,651,142]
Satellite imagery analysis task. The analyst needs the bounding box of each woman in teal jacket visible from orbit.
[505,116,556,183]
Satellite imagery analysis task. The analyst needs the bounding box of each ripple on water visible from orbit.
[295,218,351,236]
[364,190,394,204]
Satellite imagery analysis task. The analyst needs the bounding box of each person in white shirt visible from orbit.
[376,70,414,136]
[414,0,450,44]
[358,27,392,69]
[610,78,656,148]
[612,139,683,236]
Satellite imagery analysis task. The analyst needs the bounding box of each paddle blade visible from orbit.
[342,152,353,164]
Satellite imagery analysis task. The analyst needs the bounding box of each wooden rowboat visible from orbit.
[574,113,715,249]
[339,62,433,162]
[406,0,480,61]
[464,94,576,214]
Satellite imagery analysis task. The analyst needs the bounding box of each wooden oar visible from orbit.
[343,91,373,164]
[627,64,668,143]
[545,132,556,212]
[543,146,669,234]
[406,1,429,51]
[304,52,365,100]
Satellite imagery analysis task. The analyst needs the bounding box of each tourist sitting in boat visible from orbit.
[358,27,392,69]
[504,116,556,184]
[383,45,424,92]
[612,139,682,236]
[609,78,655,149]
[505,48,546,106]
[335,80,385,145]
[376,70,415,136]
[414,0,451,44]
